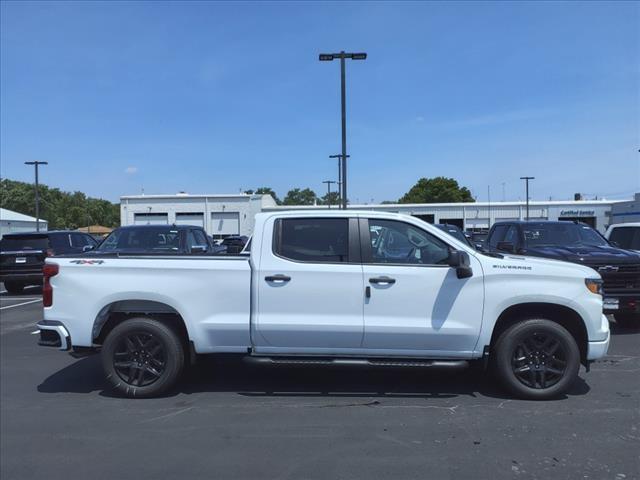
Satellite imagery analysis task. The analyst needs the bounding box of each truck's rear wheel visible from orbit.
[493,319,580,400]
[102,317,184,398]
[4,281,24,295]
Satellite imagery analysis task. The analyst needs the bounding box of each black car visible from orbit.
[91,224,212,255]
[486,220,640,326]
[0,231,98,294]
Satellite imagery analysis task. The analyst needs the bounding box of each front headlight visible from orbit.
[585,278,603,295]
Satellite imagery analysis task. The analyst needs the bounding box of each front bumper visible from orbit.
[603,294,640,314]
[36,320,71,351]
[587,315,610,360]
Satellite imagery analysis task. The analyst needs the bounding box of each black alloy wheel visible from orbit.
[511,331,567,390]
[113,332,166,387]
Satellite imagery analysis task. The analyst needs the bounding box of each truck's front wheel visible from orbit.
[493,319,580,400]
[102,318,185,398]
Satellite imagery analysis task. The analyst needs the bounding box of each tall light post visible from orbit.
[24,161,48,232]
[520,176,535,221]
[319,51,367,209]
[329,154,349,206]
[322,180,337,209]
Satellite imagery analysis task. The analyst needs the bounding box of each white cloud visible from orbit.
[124,166,138,174]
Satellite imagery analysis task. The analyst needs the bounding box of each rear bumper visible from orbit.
[0,273,42,285]
[587,315,610,360]
[36,320,71,351]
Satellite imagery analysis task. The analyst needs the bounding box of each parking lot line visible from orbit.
[0,299,41,310]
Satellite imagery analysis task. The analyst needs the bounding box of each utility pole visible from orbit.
[520,177,535,221]
[24,161,48,232]
[319,51,367,209]
[329,154,349,207]
[322,180,337,209]
[487,185,491,229]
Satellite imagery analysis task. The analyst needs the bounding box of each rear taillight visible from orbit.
[42,263,59,307]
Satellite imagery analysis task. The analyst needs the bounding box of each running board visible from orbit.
[245,356,468,369]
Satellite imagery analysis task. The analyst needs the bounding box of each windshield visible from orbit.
[0,236,49,251]
[523,223,608,248]
[609,226,640,250]
[97,228,181,252]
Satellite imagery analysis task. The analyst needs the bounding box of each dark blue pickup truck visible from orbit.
[486,220,640,328]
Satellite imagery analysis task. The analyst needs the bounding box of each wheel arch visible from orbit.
[92,299,189,347]
[490,302,589,365]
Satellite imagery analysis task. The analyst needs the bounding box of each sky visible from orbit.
[1,1,638,204]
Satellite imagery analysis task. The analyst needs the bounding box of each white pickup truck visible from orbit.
[37,210,610,399]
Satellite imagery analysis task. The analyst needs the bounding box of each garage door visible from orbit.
[134,213,168,225]
[175,213,204,227]
[211,212,239,236]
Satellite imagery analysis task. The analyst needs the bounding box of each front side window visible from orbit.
[488,225,509,248]
[609,227,640,250]
[275,218,349,263]
[367,219,450,265]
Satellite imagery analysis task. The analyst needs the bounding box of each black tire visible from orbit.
[614,313,639,329]
[4,281,24,295]
[493,319,580,400]
[102,317,185,398]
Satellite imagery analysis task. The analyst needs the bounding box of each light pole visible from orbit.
[322,180,337,209]
[329,154,349,207]
[24,161,48,232]
[319,51,367,209]
[520,176,535,221]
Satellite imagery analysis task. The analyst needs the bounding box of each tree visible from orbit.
[320,191,341,207]
[283,188,317,206]
[254,187,281,205]
[399,177,474,204]
[0,179,120,229]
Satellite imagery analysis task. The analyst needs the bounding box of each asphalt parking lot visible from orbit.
[0,284,638,480]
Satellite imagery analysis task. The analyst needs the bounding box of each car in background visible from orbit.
[485,220,640,328]
[433,224,477,249]
[90,224,212,255]
[0,231,98,294]
[606,223,640,253]
[470,230,489,250]
[210,235,249,255]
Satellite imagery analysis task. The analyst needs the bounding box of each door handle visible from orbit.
[265,274,291,283]
[369,276,396,285]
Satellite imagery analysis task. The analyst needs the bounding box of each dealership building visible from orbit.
[120,193,635,237]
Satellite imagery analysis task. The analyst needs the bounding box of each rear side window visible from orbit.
[49,234,71,251]
[70,233,91,248]
[275,218,349,263]
[610,227,640,250]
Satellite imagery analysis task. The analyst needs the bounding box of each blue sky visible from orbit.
[1,1,638,203]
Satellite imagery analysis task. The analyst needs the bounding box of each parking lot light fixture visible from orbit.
[319,51,367,209]
[520,177,535,221]
[24,161,48,232]
[322,180,337,209]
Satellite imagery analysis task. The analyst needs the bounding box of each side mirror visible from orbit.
[190,245,208,254]
[496,241,516,253]
[609,240,620,248]
[82,245,94,252]
[448,250,473,279]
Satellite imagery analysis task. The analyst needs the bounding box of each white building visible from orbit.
[120,193,277,239]
[120,193,634,236]
[610,193,640,224]
[0,208,48,239]
[264,199,620,233]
